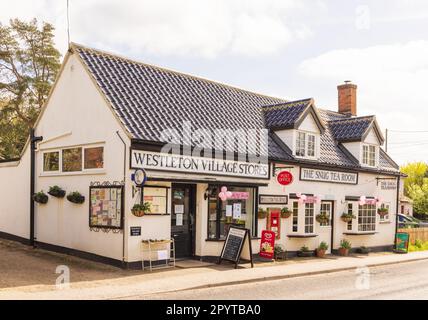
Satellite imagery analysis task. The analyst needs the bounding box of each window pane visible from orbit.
[292,202,299,232]
[305,203,314,234]
[296,132,306,156]
[208,186,255,239]
[358,204,376,231]
[307,135,315,157]
[43,152,59,171]
[62,148,82,172]
[84,147,104,169]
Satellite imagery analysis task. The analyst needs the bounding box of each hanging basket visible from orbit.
[257,210,268,219]
[280,208,292,218]
[66,192,85,204]
[377,209,389,217]
[33,192,49,204]
[48,186,66,198]
[341,213,355,223]
[316,213,329,224]
[131,202,151,217]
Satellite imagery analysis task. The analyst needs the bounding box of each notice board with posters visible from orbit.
[89,185,124,229]
[218,226,253,269]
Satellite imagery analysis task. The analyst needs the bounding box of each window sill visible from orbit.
[40,170,106,177]
[379,220,391,224]
[287,234,318,238]
[343,232,377,236]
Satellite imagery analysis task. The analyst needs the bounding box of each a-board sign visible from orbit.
[130,226,141,236]
[394,232,410,253]
[218,226,253,269]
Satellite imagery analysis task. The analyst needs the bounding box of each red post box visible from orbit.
[266,208,281,240]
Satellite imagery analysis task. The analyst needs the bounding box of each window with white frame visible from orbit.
[295,131,317,158]
[358,204,376,232]
[319,202,332,227]
[292,201,299,232]
[305,203,315,233]
[347,203,354,231]
[43,145,104,174]
[362,144,376,167]
[379,203,390,222]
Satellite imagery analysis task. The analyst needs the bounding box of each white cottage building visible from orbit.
[0,44,402,267]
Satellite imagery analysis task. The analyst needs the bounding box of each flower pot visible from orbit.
[132,210,145,217]
[274,251,287,260]
[316,249,326,258]
[297,251,313,258]
[258,213,267,219]
[48,189,66,198]
[338,248,349,256]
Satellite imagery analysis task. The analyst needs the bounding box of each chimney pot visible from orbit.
[338,81,357,116]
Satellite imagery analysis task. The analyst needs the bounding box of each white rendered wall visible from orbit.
[0,147,31,239]
[34,53,130,261]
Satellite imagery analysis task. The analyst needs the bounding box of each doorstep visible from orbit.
[174,259,216,269]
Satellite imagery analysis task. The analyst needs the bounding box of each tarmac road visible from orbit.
[137,259,428,300]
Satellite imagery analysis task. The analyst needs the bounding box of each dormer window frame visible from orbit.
[294,130,318,160]
[361,143,378,167]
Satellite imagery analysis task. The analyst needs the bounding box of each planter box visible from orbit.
[274,251,287,260]
[297,251,314,258]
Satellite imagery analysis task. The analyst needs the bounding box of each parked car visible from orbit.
[398,214,428,228]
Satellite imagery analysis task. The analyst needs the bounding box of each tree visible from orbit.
[0,18,61,159]
[401,162,428,215]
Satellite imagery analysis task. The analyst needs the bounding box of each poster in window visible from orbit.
[143,187,168,214]
[226,205,233,217]
[89,185,124,229]
[233,203,242,219]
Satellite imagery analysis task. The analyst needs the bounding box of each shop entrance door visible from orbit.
[319,201,334,254]
[171,184,196,259]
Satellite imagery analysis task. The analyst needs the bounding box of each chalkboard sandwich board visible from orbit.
[218,226,253,269]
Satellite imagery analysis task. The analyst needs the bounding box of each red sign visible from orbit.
[259,230,275,259]
[277,171,293,186]
[229,192,249,200]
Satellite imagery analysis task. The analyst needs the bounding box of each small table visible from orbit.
[141,239,176,271]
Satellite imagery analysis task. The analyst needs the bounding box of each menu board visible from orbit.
[90,186,124,229]
[218,226,253,268]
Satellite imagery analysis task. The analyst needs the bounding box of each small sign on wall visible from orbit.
[259,195,288,205]
[130,226,141,236]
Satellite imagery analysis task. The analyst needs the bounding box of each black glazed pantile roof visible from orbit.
[329,116,374,142]
[73,43,399,174]
[263,99,312,129]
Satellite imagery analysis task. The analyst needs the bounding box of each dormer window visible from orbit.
[362,144,376,167]
[295,131,317,158]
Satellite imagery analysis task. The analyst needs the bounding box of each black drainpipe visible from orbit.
[116,131,127,267]
[394,175,401,248]
[30,129,43,247]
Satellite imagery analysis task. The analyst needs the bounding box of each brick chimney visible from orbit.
[338,81,357,116]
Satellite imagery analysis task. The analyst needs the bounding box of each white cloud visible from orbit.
[298,41,428,164]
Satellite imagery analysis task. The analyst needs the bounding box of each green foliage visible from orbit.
[132,202,151,213]
[401,162,428,215]
[318,241,329,250]
[300,245,310,252]
[409,240,428,252]
[340,239,352,249]
[0,18,61,159]
[274,244,285,255]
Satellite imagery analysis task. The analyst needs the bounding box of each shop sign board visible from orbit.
[259,194,288,205]
[300,167,358,185]
[277,171,293,186]
[259,230,275,259]
[131,150,269,179]
[380,180,397,190]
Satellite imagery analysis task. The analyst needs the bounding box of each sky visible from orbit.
[1,0,427,165]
